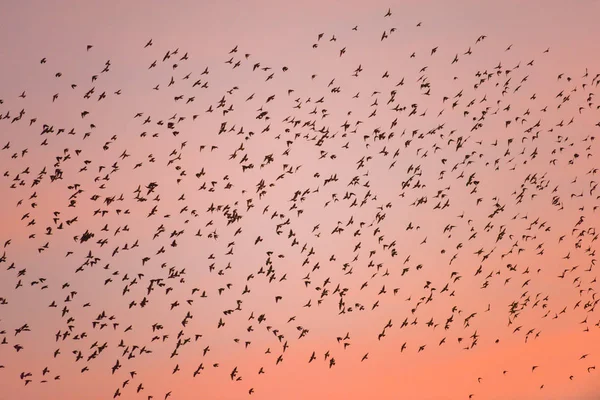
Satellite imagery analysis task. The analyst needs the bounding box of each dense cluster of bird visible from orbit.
[1,7,599,399]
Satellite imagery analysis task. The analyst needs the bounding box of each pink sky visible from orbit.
[1,1,600,399]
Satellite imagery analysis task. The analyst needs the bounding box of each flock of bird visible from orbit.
[1,6,600,399]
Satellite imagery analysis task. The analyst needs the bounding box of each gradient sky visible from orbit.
[1,1,600,399]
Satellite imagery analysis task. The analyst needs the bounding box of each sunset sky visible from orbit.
[1,1,600,399]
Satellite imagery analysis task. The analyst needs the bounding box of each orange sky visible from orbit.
[1,1,600,399]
